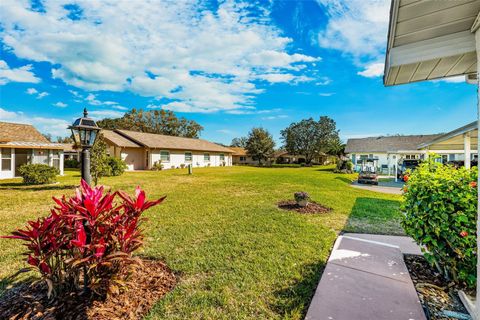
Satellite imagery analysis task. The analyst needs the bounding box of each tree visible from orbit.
[42,133,52,142]
[230,137,247,148]
[280,116,340,165]
[245,128,275,165]
[96,109,203,138]
[56,136,74,143]
[90,134,111,185]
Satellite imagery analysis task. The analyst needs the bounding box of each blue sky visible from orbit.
[0,0,476,145]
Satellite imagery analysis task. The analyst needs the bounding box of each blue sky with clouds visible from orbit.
[0,0,476,145]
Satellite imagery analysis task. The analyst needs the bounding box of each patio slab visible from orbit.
[305,235,426,320]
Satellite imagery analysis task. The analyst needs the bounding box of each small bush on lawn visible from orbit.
[333,159,353,173]
[402,156,477,288]
[2,180,165,297]
[18,164,59,185]
[106,156,127,176]
[64,159,80,168]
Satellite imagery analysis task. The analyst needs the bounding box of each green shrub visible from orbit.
[18,164,59,185]
[152,161,163,171]
[106,156,127,176]
[402,156,477,287]
[64,159,79,168]
[334,159,353,173]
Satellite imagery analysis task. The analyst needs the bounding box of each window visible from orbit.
[160,151,170,162]
[52,150,60,170]
[204,153,210,161]
[185,152,192,162]
[1,148,11,171]
[405,154,417,160]
[220,154,225,161]
[240,156,246,162]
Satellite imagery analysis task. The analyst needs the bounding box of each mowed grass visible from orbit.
[0,166,403,319]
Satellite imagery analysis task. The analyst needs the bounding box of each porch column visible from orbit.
[465,132,471,169]
[474,26,480,319]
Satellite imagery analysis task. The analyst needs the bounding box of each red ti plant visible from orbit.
[2,180,165,297]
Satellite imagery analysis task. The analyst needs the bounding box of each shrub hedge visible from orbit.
[18,164,59,185]
[106,157,127,176]
[402,156,477,287]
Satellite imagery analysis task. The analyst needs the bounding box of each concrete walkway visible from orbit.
[305,234,425,320]
[351,182,403,195]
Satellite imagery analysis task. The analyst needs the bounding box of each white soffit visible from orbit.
[384,0,480,86]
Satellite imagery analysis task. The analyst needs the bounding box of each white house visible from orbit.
[102,129,233,170]
[0,121,64,179]
[345,134,440,172]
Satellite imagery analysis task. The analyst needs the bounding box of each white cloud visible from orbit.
[37,92,49,99]
[0,107,70,136]
[54,101,67,108]
[319,92,335,96]
[25,87,49,99]
[0,60,40,85]
[0,0,319,113]
[26,88,38,95]
[316,0,389,76]
[357,62,384,78]
[216,129,234,134]
[261,115,288,120]
[317,0,389,59]
[432,75,466,84]
[88,110,124,120]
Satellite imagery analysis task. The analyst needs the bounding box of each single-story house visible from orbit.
[0,121,64,179]
[345,134,442,173]
[346,131,478,173]
[231,147,257,165]
[102,129,233,170]
[419,121,478,168]
[61,143,80,161]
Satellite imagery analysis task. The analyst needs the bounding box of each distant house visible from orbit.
[60,143,80,161]
[0,121,64,179]
[102,129,233,170]
[231,147,257,165]
[345,134,437,173]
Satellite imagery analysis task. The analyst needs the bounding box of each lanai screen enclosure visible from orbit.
[384,0,480,317]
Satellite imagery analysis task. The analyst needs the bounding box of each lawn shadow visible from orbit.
[0,183,77,192]
[334,176,354,184]
[315,167,334,172]
[0,269,37,296]
[271,261,326,318]
[344,197,405,236]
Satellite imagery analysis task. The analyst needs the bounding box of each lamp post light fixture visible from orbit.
[69,108,101,186]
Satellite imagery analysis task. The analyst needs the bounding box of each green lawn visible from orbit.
[0,166,403,319]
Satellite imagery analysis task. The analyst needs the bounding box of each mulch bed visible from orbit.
[0,259,176,320]
[404,255,471,320]
[277,200,331,214]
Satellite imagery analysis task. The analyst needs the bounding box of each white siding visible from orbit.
[150,150,231,170]
[0,148,64,179]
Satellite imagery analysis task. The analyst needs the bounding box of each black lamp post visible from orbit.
[69,108,100,185]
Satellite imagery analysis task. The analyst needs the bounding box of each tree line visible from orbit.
[230,116,344,165]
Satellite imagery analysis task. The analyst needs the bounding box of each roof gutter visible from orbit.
[383,0,399,86]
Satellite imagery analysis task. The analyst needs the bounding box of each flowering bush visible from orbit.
[402,156,477,287]
[2,180,165,297]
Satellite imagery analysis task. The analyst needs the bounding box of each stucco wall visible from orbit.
[150,150,232,170]
[0,147,64,180]
[121,147,146,170]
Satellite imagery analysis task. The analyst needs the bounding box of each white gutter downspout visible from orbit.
[465,133,472,169]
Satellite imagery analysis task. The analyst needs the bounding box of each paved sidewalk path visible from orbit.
[351,182,403,195]
[305,235,426,320]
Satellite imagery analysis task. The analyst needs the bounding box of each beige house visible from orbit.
[0,121,64,179]
[102,129,233,170]
[231,147,257,165]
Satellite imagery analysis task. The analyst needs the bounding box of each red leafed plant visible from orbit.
[2,180,165,297]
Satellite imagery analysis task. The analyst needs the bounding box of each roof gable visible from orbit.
[0,121,50,143]
[345,134,442,153]
[114,130,234,153]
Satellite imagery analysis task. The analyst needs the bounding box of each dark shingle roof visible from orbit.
[345,134,442,153]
